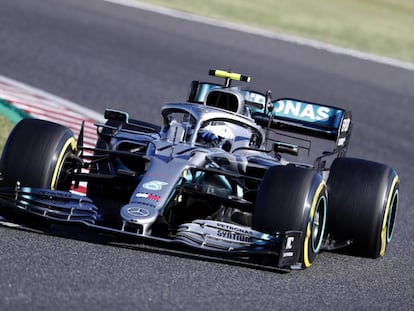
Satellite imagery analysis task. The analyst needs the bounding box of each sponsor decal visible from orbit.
[341,118,351,132]
[285,236,295,250]
[142,180,168,191]
[216,222,254,235]
[274,100,331,121]
[272,99,345,129]
[244,91,265,105]
[37,189,72,198]
[337,137,346,146]
[136,192,160,202]
[283,252,294,257]
[282,236,296,257]
[217,230,253,243]
[215,223,253,243]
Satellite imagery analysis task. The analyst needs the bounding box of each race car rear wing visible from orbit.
[251,98,352,153]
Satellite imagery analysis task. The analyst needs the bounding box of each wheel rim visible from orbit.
[386,189,399,243]
[311,196,327,253]
[55,152,74,190]
[303,182,327,268]
[380,176,399,257]
[51,137,76,190]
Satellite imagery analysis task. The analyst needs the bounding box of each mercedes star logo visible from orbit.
[127,207,150,217]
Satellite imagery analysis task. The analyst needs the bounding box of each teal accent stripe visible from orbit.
[0,99,32,123]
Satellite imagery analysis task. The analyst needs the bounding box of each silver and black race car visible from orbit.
[0,70,399,270]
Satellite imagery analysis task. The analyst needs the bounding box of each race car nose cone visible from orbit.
[120,204,158,225]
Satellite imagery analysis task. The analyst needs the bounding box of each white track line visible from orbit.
[103,0,414,71]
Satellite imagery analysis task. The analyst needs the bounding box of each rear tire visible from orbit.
[253,165,327,268]
[327,158,399,258]
[0,118,76,190]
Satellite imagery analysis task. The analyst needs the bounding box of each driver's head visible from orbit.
[202,121,235,140]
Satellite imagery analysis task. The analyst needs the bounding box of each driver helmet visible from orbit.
[203,121,235,140]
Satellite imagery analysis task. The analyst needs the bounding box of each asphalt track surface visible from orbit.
[1,0,413,310]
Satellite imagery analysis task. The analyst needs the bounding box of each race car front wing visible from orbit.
[0,186,302,270]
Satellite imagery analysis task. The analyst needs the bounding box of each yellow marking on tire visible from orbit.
[379,175,399,257]
[50,137,76,190]
[303,182,325,268]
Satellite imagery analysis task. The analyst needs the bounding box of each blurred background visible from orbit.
[139,0,414,63]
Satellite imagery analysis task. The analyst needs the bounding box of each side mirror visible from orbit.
[104,109,129,123]
[273,141,299,156]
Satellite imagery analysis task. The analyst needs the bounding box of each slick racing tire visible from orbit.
[253,165,327,269]
[327,158,399,258]
[0,118,76,190]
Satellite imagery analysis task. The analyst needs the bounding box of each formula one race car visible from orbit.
[0,70,399,270]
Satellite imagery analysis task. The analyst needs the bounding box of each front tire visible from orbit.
[0,118,77,190]
[327,158,399,258]
[253,165,327,268]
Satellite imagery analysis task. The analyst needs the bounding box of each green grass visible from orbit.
[0,114,13,153]
[138,0,414,63]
